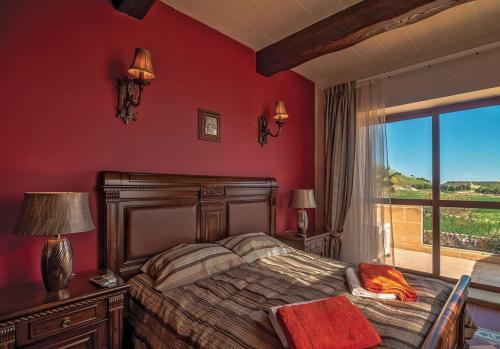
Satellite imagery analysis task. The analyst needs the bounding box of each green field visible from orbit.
[392,189,500,202]
[422,207,500,237]
[386,171,500,253]
[386,171,500,202]
[422,207,500,253]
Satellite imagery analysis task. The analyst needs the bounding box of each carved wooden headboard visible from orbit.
[101,171,278,279]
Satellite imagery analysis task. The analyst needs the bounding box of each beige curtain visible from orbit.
[341,80,392,264]
[323,82,356,259]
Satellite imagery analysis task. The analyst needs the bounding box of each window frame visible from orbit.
[385,96,500,293]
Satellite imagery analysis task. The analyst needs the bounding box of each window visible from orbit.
[440,106,500,202]
[385,99,500,291]
[386,117,432,199]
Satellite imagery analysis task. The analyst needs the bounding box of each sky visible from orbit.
[386,104,500,183]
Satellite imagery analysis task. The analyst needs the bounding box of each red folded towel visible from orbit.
[277,295,381,349]
[358,263,417,302]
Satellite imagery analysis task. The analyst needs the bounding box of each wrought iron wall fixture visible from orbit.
[258,101,288,146]
[117,48,155,124]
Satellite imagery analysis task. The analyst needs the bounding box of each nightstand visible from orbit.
[277,231,331,257]
[0,270,129,349]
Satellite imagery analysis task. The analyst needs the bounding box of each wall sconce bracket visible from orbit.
[258,116,285,146]
[258,116,269,146]
[116,77,150,124]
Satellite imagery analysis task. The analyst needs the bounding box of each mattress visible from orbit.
[128,250,473,349]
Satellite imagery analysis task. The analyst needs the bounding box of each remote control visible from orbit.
[90,274,118,288]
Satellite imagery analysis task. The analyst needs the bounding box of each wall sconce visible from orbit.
[117,48,155,124]
[258,101,288,146]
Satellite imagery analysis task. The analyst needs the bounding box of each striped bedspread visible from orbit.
[128,250,474,349]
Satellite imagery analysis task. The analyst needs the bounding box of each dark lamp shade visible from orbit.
[273,101,288,121]
[14,192,95,236]
[290,189,317,209]
[128,48,155,80]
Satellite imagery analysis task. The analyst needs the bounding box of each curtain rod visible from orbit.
[357,40,500,84]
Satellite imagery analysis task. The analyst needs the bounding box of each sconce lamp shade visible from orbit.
[128,48,155,80]
[14,192,95,236]
[290,189,317,209]
[273,101,288,121]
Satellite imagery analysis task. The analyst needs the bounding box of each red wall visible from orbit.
[0,0,315,287]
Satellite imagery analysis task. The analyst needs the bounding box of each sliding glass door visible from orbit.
[384,98,500,291]
[384,115,433,274]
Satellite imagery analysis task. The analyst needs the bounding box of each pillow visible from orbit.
[142,243,244,291]
[216,232,293,263]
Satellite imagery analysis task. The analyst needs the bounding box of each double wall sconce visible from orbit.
[258,101,288,146]
[117,48,155,124]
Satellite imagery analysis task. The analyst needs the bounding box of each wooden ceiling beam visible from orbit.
[256,0,472,77]
[113,0,156,20]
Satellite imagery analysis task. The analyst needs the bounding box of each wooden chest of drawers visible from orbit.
[0,270,128,349]
[276,231,331,257]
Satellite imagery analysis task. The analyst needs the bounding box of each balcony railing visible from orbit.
[382,204,500,288]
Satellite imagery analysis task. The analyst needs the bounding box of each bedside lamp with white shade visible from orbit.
[290,189,317,237]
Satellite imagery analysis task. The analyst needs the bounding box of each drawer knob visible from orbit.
[61,317,71,328]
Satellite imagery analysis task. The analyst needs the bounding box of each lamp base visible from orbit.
[41,237,73,292]
[297,209,308,237]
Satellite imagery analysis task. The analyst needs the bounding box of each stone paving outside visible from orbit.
[387,248,500,288]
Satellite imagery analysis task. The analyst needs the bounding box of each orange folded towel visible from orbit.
[358,263,417,302]
[277,295,381,349]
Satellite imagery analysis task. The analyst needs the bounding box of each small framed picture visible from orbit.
[198,109,221,142]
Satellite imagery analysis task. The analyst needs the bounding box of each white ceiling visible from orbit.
[161,0,500,89]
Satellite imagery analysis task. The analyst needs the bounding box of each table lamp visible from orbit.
[290,189,317,237]
[14,192,95,291]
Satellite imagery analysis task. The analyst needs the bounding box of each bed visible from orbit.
[101,171,473,349]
